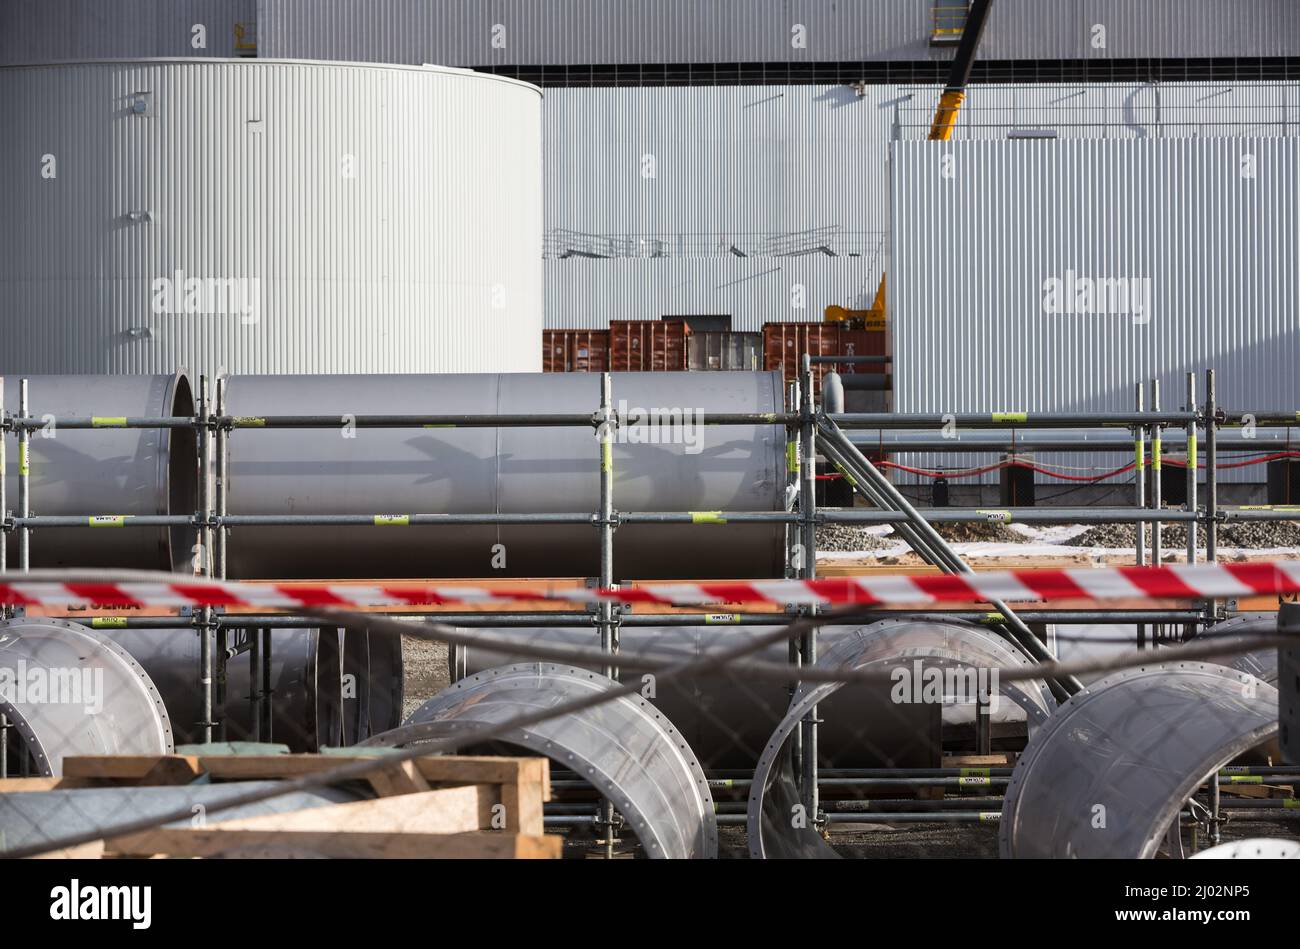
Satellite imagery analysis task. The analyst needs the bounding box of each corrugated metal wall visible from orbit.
[0,60,542,376]
[1,0,257,63]
[543,82,1298,331]
[256,0,1300,65]
[890,137,1300,483]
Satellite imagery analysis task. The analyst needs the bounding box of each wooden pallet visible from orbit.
[1,753,559,859]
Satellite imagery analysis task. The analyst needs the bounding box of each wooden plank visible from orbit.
[413,756,528,786]
[203,787,494,835]
[105,828,561,859]
[30,841,106,859]
[365,760,433,798]
[502,779,545,835]
[0,777,85,793]
[62,755,202,784]
[57,754,550,799]
[191,755,344,781]
[193,754,540,787]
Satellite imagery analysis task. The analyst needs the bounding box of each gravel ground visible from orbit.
[819,514,1300,554]
[931,521,1025,544]
[400,636,449,721]
[816,524,892,552]
[1072,519,1300,549]
[817,520,1026,553]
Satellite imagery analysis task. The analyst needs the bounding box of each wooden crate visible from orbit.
[1,753,559,859]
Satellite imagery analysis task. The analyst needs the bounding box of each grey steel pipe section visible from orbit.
[442,627,1057,766]
[748,618,1055,859]
[381,662,719,859]
[1191,839,1300,859]
[218,412,800,428]
[223,372,787,580]
[1202,616,1280,686]
[0,781,363,854]
[450,626,817,769]
[1,374,197,571]
[1000,662,1278,859]
[111,626,403,752]
[0,618,173,776]
[820,371,846,416]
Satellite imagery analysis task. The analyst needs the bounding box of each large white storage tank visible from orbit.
[0,59,543,374]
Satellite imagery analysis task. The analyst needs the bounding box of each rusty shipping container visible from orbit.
[542,329,610,372]
[688,331,762,371]
[609,320,690,371]
[762,322,843,392]
[838,328,889,376]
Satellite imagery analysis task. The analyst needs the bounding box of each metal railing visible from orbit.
[893,85,1300,139]
[544,227,887,260]
[0,365,1290,848]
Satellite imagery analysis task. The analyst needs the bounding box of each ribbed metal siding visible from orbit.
[893,82,1300,140]
[258,0,937,65]
[543,82,1297,332]
[890,138,1300,483]
[1,0,257,63]
[256,0,1300,65]
[545,83,895,238]
[0,60,542,376]
[982,0,1300,60]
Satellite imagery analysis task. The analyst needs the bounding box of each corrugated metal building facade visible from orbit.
[253,0,1300,65]
[1,0,258,63]
[543,81,1299,331]
[889,137,1300,485]
[0,60,543,375]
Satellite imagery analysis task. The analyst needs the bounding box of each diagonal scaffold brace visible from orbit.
[814,412,1083,701]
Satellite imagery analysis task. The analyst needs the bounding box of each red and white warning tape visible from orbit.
[2,561,1299,611]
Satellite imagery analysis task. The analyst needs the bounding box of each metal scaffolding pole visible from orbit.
[18,379,30,572]
[595,371,621,857]
[0,380,6,586]
[786,381,804,790]
[214,378,229,742]
[798,354,820,827]
[249,625,262,743]
[1205,369,1220,629]
[1150,379,1163,644]
[1134,384,1147,650]
[197,376,214,744]
[1186,372,1198,566]
[0,381,4,774]
[1184,373,1199,645]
